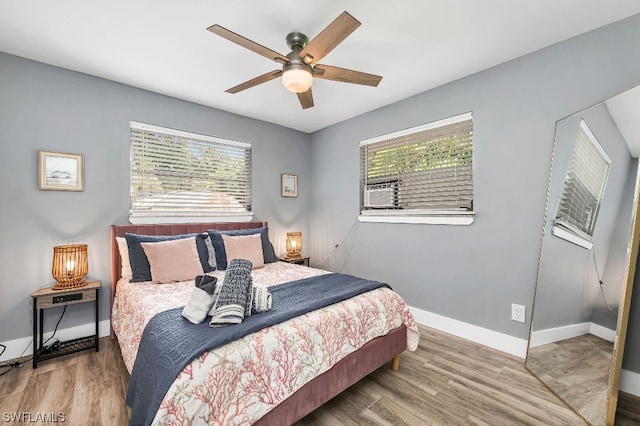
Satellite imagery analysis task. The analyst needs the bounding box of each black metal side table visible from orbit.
[31,280,100,368]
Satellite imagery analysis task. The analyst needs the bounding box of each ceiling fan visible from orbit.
[207,11,383,109]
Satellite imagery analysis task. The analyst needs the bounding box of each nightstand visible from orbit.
[31,280,100,368]
[279,256,310,267]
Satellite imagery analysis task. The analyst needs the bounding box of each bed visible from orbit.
[110,222,419,425]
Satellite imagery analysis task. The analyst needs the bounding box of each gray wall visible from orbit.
[0,52,311,343]
[2,14,640,376]
[533,104,634,332]
[308,14,640,372]
[597,157,638,329]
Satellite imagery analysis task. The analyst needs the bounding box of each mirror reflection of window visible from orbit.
[554,119,611,243]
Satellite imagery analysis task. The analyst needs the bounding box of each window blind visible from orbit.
[130,121,252,219]
[555,120,610,239]
[360,113,473,215]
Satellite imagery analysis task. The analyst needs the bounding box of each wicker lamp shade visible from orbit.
[52,244,89,290]
[285,232,302,258]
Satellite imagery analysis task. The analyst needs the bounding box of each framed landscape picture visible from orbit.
[38,150,84,191]
[281,173,298,197]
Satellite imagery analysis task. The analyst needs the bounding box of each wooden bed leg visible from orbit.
[391,354,400,371]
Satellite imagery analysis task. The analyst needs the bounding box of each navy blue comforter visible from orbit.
[126,272,391,426]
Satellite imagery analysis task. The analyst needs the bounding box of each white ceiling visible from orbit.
[1,1,640,134]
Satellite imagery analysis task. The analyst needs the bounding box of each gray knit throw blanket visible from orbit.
[212,284,272,314]
[251,286,272,314]
[209,259,253,327]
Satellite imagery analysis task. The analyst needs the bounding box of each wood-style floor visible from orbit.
[0,324,638,425]
[527,333,614,425]
[0,335,130,425]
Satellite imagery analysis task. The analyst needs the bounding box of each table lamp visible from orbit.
[52,244,88,290]
[285,232,302,258]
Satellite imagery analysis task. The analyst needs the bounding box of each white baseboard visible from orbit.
[529,322,591,348]
[529,322,616,349]
[620,369,640,397]
[409,306,529,358]
[0,320,111,362]
[589,322,617,343]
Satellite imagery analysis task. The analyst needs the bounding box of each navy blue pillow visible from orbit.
[207,226,277,270]
[125,233,214,283]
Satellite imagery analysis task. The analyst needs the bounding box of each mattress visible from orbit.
[112,261,419,425]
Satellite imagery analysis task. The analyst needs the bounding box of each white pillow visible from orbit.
[116,237,133,279]
[204,235,216,269]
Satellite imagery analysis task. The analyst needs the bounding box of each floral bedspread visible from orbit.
[112,262,419,425]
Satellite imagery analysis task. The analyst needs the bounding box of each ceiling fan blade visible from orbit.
[313,64,382,87]
[225,70,283,94]
[207,24,289,64]
[297,88,314,109]
[298,11,360,65]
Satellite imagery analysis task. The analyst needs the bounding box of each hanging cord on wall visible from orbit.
[591,245,617,316]
[311,215,359,270]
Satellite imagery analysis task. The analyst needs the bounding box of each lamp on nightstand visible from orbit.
[285,232,302,258]
[52,244,89,290]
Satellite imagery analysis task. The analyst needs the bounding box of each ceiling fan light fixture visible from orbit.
[209,12,382,109]
[282,66,313,93]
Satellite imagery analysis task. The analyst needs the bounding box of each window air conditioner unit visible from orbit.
[365,187,394,208]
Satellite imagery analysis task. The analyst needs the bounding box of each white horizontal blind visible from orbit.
[130,122,252,219]
[555,120,610,239]
[360,113,473,215]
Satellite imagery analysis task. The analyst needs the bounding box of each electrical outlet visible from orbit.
[511,303,525,323]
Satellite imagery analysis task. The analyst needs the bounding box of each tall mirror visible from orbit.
[526,85,640,426]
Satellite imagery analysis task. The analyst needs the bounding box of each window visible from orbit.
[553,120,610,248]
[359,112,473,224]
[130,121,252,223]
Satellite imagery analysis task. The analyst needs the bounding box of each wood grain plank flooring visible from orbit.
[0,324,637,425]
[527,333,615,425]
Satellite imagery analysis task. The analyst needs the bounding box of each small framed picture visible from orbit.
[38,150,84,191]
[281,173,298,198]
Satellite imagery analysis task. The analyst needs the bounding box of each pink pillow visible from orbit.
[141,237,204,283]
[222,233,265,269]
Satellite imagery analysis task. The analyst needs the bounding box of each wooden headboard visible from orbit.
[109,221,267,338]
